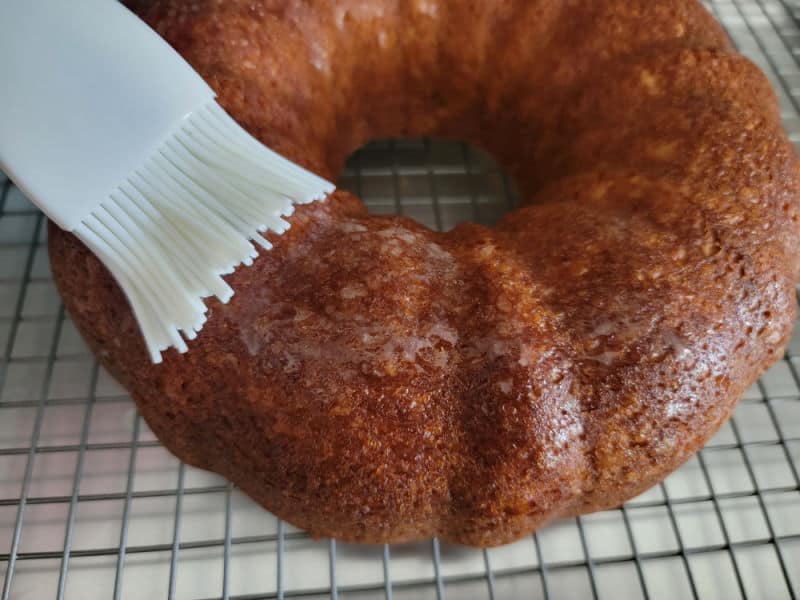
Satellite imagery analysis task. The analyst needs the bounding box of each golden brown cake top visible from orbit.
[49,0,800,545]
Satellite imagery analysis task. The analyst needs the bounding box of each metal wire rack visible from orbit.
[1,0,800,598]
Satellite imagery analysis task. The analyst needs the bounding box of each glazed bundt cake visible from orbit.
[49,0,800,546]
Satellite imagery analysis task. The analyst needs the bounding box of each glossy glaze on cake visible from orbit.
[49,0,800,546]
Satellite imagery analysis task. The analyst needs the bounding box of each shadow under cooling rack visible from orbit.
[1,0,800,598]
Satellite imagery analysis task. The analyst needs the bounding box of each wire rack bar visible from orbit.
[649,483,701,600]
[276,519,285,600]
[56,363,99,600]
[381,544,392,600]
[112,415,141,600]
[694,451,750,597]
[222,485,233,600]
[574,517,599,599]
[532,532,550,600]
[0,528,797,566]
[167,463,186,600]
[1,297,65,600]
[481,548,496,600]
[431,538,445,600]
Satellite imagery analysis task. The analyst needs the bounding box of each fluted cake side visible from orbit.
[49,0,800,546]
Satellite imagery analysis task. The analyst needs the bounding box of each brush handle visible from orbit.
[0,0,215,230]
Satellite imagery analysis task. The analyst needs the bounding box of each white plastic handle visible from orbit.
[0,0,215,230]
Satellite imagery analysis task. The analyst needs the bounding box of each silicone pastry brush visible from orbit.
[0,0,334,363]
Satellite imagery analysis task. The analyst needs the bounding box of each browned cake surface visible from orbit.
[49,0,800,546]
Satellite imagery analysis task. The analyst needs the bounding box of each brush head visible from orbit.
[74,101,335,363]
[0,0,334,362]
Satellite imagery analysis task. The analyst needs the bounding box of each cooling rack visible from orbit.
[1,0,800,598]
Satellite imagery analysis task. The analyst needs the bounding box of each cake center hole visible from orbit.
[336,138,519,231]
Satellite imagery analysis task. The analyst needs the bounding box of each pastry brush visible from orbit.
[0,0,334,363]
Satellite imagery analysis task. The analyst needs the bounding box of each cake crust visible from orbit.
[49,0,800,546]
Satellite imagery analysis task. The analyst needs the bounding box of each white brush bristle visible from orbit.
[72,101,335,363]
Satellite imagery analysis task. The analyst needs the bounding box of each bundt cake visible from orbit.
[48,0,800,546]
